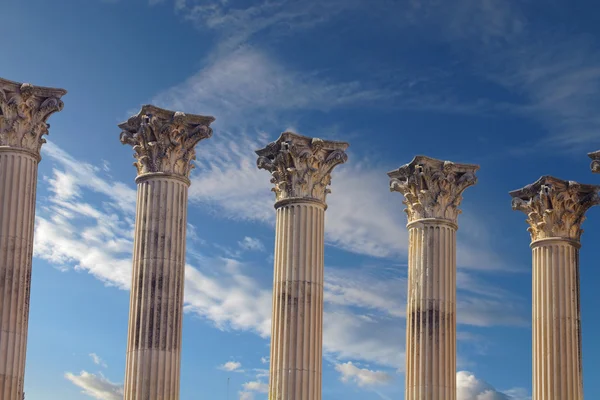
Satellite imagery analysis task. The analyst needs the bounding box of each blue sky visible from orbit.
[3,0,600,399]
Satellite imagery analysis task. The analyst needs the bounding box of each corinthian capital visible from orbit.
[119,105,215,179]
[0,77,66,157]
[510,176,600,242]
[256,132,349,205]
[588,150,600,173]
[388,155,479,224]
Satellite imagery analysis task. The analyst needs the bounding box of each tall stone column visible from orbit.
[119,105,214,400]
[256,132,349,400]
[511,176,599,400]
[388,156,479,400]
[0,78,66,399]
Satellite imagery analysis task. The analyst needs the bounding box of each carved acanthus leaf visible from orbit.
[388,155,479,223]
[119,105,215,178]
[510,176,600,242]
[256,132,349,204]
[0,78,66,156]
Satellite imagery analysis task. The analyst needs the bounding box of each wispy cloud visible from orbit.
[335,362,393,387]
[219,361,243,372]
[153,46,398,124]
[238,236,265,252]
[65,371,123,400]
[89,353,108,369]
[174,0,361,54]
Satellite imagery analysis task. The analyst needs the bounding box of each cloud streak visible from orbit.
[65,371,123,400]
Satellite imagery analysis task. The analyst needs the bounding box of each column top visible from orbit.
[588,150,600,174]
[387,155,479,224]
[0,77,67,158]
[510,175,600,242]
[256,131,349,206]
[119,104,215,180]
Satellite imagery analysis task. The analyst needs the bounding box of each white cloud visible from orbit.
[456,371,529,400]
[184,258,273,337]
[335,362,393,387]
[89,353,108,368]
[65,371,123,400]
[239,392,254,400]
[219,361,243,372]
[242,381,269,392]
[324,266,406,318]
[238,236,265,252]
[323,310,404,371]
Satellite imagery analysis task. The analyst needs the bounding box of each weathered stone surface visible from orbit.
[510,175,600,242]
[0,77,66,157]
[119,104,214,179]
[122,105,212,400]
[588,150,600,173]
[0,77,65,400]
[256,132,348,205]
[389,155,478,400]
[511,176,598,400]
[388,155,478,224]
[257,132,347,400]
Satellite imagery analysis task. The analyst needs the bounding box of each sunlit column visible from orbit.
[0,77,66,400]
[256,132,349,400]
[388,156,479,400]
[120,105,214,400]
[511,176,599,400]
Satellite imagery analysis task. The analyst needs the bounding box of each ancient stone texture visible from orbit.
[511,176,600,242]
[257,132,348,400]
[0,78,66,157]
[588,150,600,174]
[511,176,600,400]
[388,155,478,400]
[120,106,213,400]
[256,132,348,205]
[388,155,478,224]
[119,104,214,178]
[0,78,65,400]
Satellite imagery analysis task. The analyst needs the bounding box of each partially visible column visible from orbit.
[256,132,348,400]
[388,156,479,400]
[588,150,600,173]
[511,176,599,400]
[0,78,66,399]
[120,105,214,400]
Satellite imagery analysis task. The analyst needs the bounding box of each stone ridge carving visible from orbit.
[510,175,600,242]
[588,150,600,174]
[0,77,66,156]
[256,132,349,204]
[387,155,479,223]
[119,104,215,178]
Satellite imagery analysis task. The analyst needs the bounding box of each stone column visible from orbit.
[388,156,479,400]
[511,176,599,400]
[256,132,348,400]
[0,78,66,399]
[119,105,214,400]
[588,150,600,174]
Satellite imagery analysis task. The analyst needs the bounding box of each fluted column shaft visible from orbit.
[531,238,583,400]
[269,200,325,400]
[405,219,456,400]
[0,149,38,399]
[124,174,188,400]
